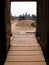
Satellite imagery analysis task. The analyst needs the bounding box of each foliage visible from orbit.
[11,12,37,21]
[18,15,25,20]
[31,21,36,27]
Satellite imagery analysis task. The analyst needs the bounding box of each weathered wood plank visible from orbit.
[4,62,46,65]
[10,46,41,51]
[8,51,43,56]
[11,43,39,46]
[6,56,45,62]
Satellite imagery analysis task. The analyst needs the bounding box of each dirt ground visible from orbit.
[11,20,36,34]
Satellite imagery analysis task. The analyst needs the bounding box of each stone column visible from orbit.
[40,0,49,53]
[36,0,42,42]
[0,0,7,64]
[5,0,11,52]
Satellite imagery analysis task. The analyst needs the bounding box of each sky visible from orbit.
[11,2,37,16]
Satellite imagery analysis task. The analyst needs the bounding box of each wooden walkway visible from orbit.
[4,31,46,65]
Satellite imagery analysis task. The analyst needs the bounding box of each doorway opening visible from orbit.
[4,1,47,65]
[11,2,37,36]
[10,1,37,47]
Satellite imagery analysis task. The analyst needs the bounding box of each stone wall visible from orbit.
[36,0,42,41]
[36,0,42,39]
[5,0,11,52]
[40,0,49,53]
[36,0,49,54]
[0,0,7,64]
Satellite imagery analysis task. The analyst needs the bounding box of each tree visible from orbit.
[31,14,37,20]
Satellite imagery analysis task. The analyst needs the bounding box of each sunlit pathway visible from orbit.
[4,30,46,65]
[4,21,46,65]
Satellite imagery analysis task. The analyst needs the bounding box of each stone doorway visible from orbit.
[4,1,46,65]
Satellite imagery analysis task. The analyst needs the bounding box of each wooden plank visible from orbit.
[4,62,46,65]
[11,39,38,42]
[8,51,43,56]
[5,27,46,65]
[11,43,39,46]
[6,56,45,62]
[10,46,41,51]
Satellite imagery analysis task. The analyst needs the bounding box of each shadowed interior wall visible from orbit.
[40,0,49,53]
[5,0,11,52]
[36,0,42,38]
[36,0,49,54]
[47,26,49,57]
[0,0,11,64]
[0,0,7,64]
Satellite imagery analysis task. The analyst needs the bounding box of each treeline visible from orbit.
[11,13,37,21]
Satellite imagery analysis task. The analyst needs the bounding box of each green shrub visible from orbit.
[31,21,36,27]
